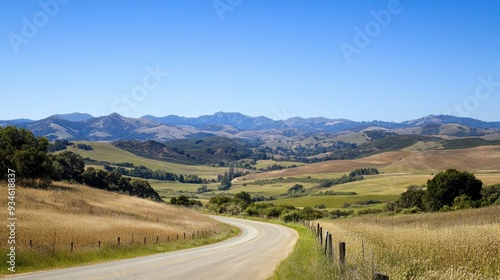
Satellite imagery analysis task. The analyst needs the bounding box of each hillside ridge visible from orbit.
[1,112,499,141]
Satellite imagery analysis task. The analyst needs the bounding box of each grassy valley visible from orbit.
[62,137,500,214]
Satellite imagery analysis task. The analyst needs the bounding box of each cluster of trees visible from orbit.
[48,139,73,152]
[313,190,358,196]
[105,164,210,184]
[47,141,93,152]
[76,143,93,151]
[217,166,249,190]
[232,159,257,170]
[170,195,202,207]
[81,167,161,201]
[269,141,357,161]
[349,167,379,177]
[1,126,53,179]
[386,169,500,213]
[316,174,364,188]
[0,126,161,201]
[262,163,285,171]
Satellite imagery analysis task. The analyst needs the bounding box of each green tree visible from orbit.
[50,151,85,182]
[287,184,305,193]
[234,191,252,204]
[0,126,52,179]
[397,185,426,210]
[178,174,185,183]
[426,169,482,211]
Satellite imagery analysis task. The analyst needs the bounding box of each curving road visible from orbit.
[8,216,298,280]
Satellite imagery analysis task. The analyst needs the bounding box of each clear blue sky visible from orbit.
[1,0,500,122]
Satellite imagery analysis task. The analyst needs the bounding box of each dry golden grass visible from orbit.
[0,182,226,252]
[318,206,500,279]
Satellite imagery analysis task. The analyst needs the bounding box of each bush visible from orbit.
[481,184,500,206]
[196,185,209,193]
[281,210,301,222]
[357,209,383,215]
[299,207,324,220]
[330,209,354,219]
[171,195,202,208]
[452,195,474,210]
[264,206,283,218]
[287,184,305,193]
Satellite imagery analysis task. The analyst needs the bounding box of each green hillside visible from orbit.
[59,141,228,179]
[114,136,256,165]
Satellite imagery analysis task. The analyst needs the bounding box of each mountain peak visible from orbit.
[52,112,94,122]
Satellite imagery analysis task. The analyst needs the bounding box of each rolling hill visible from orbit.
[2,112,500,142]
[237,145,500,182]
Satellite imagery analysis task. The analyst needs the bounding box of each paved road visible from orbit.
[8,216,298,280]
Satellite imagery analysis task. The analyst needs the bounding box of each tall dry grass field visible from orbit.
[319,206,500,279]
[0,182,231,273]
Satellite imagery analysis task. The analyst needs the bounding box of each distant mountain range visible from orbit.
[1,112,500,141]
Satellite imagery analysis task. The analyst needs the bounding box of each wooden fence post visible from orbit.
[156,236,159,244]
[71,242,74,253]
[373,273,389,280]
[328,233,333,260]
[177,234,179,241]
[30,240,32,249]
[316,223,320,238]
[184,232,186,240]
[319,227,323,245]
[324,232,329,255]
[144,237,147,245]
[118,237,121,246]
[339,242,346,270]
[99,240,101,248]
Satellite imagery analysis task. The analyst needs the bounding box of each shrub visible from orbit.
[196,185,209,193]
[314,204,326,209]
[281,210,301,222]
[170,195,202,208]
[481,184,500,206]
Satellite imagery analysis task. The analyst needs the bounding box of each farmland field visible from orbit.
[243,145,500,182]
[227,146,500,209]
